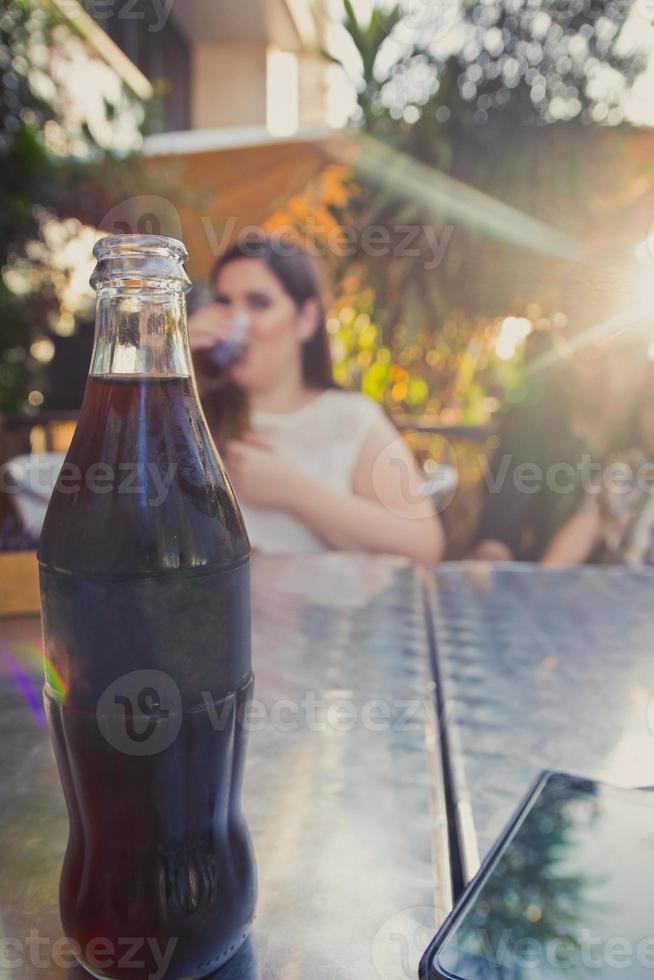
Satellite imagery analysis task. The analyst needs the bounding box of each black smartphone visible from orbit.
[420,771,654,980]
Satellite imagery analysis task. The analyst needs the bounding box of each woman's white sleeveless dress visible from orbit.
[239,389,384,553]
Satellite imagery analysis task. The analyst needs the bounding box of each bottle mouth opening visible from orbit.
[91,234,191,292]
[93,234,188,262]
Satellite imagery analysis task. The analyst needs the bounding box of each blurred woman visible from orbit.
[469,334,589,562]
[544,382,654,566]
[188,235,444,564]
[471,254,647,562]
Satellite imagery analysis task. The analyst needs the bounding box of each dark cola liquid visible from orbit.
[38,376,256,980]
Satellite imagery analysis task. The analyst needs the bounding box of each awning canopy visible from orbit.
[143,122,654,308]
[144,126,342,280]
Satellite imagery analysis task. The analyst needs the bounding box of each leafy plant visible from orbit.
[303,0,649,421]
[0,0,161,413]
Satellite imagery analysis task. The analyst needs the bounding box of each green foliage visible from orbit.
[0,0,158,412]
[321,0,646,421]
[0,2,59,255]
[0,2,55,408]
[1,4,67,408]
[336,0,644,140]
[340,1,404,128]
[327,274,501,419]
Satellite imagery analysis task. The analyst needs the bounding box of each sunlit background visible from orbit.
[3,0,654,556]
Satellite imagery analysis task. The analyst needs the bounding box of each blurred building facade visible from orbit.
[90,0,329,136]
[74,0,336,280]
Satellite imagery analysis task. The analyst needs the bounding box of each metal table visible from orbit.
[427,562,654,883]
[0,553,450,980]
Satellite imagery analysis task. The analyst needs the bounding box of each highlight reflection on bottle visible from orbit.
[38,234,257,980]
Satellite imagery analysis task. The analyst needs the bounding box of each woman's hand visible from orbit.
[188,302,229,352]
[469,539,514,562]
[188,303,233,395]
[223,432,304,510]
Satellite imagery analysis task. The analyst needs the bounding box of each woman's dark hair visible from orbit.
[199,234,335,444]
[211,234,334,390]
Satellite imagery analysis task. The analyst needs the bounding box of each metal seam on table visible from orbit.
[421,690,454,922]
[430,566,485,884]
[442,702,481,883]
[416,565,453,921]
[421,569,468,903]
[423,568,485,889]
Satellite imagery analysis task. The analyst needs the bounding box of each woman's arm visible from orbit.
[293,418,445,565]
[542,505,601,566]
[226,416,445,565]
[288,475,444,565]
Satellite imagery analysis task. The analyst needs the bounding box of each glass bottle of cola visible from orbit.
[38,235,256,980]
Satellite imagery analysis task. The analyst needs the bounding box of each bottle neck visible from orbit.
[90,285,192,378]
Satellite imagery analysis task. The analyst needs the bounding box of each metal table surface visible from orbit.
[427,562,654,882]
[0,553,450,980]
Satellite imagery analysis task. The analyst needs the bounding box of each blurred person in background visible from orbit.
[544,377,654,566]
[188,235,444,564]
[470,256,648,562]
[469,331,596,562]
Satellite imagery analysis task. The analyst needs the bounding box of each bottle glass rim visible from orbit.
[93,234,188,262]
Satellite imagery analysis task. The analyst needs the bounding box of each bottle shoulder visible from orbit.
[38,375,250,576]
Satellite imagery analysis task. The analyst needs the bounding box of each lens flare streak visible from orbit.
[353,134,581,260]
[1,648,47,727]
